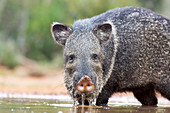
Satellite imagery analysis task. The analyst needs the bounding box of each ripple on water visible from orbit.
[0,93,170,113]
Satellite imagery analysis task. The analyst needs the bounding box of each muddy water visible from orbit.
[0,98,170,113]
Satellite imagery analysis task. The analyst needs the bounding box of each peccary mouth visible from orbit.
[74,91,96,102]
[72,86,99,103]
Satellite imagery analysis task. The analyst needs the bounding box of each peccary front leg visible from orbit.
[132,84,158,106]
[96,84,114,106]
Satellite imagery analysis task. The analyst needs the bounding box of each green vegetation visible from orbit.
[0,40,22,68]
[0,0,167,69]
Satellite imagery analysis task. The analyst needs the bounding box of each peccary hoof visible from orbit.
[96,99,108,106]
[96,103,108,106]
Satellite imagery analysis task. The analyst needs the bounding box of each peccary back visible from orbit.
[51,7,170,106]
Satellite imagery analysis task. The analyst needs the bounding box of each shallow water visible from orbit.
[0,98,170,113]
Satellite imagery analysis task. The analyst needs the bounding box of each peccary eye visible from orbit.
[68,54,75,63]
[92,54,99,61]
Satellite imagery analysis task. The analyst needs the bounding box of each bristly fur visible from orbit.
[51,6,170,106]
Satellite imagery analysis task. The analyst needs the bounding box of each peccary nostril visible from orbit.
[76,75,95,93]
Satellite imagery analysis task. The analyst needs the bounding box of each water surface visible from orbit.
[0,98,170,113]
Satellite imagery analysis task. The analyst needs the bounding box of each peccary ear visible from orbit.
[51,22,73,46]
[93,23,112,44]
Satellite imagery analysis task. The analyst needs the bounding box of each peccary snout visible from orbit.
[76,75,95,93]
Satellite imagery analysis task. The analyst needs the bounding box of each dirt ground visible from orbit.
[0,66,67,94]
[0,65,136,97]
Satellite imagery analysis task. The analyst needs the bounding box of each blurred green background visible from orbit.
[0,0,169,69]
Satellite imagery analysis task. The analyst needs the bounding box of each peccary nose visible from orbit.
[76,75,95,93]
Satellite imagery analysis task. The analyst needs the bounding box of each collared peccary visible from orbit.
[51,7,170,106]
